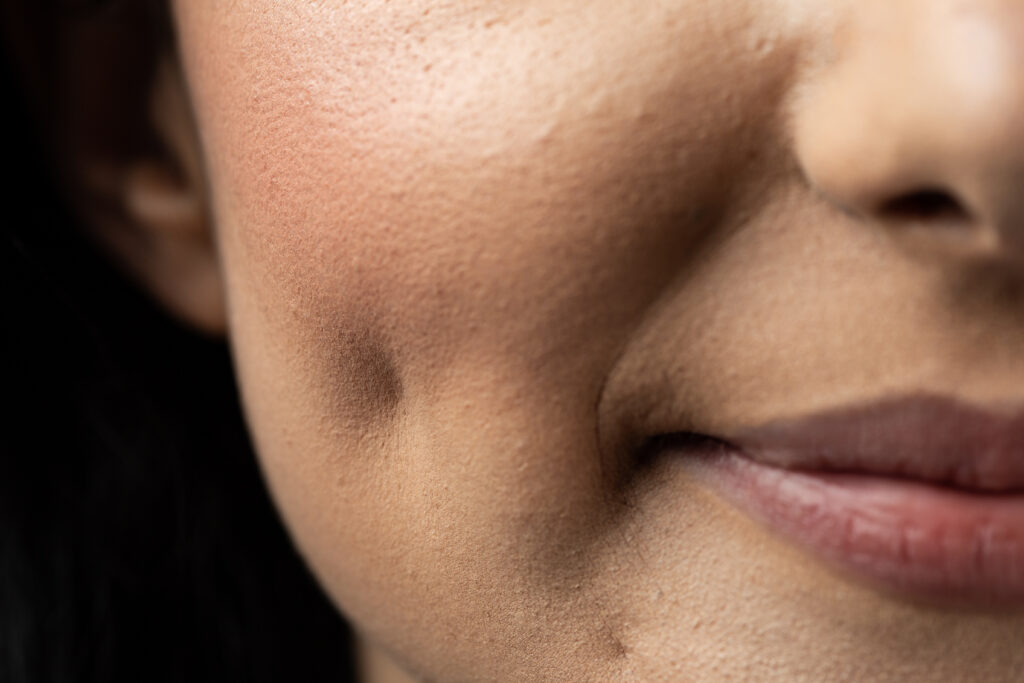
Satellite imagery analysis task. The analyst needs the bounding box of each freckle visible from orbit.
[423,63,433,72]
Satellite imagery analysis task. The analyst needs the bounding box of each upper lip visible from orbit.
[722,393,1024,492]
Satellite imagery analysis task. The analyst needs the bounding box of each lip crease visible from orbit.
[664,393,1024,607]
[733,393,1024,492]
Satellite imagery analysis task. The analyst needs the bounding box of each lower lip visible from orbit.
[682,449,1024,607]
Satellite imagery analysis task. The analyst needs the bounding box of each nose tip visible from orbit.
[794,0,1024,263]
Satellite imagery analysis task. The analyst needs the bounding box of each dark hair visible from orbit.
[1,12,357,683]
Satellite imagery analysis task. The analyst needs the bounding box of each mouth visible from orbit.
[652,393,1024,608]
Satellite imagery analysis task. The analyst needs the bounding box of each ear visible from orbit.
[76,55,226,336]
[45,0,227,337]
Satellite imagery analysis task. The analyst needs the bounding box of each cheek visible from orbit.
[175,0,799,677]
[184,0,778,385]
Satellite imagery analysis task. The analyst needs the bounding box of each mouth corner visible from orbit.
[648,393,1024,608]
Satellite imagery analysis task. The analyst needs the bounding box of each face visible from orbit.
[171,0,1024,679]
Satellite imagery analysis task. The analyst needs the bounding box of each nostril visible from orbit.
[878,189,970,223]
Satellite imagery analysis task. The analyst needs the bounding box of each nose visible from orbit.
[794,0,1024,264]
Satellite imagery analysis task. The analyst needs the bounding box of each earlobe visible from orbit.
[79,55,226,336]
[116,154,226,335]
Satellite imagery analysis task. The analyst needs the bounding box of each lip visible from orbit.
[659,394,1024,607]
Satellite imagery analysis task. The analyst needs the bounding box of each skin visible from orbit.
[131,0,1024,679]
